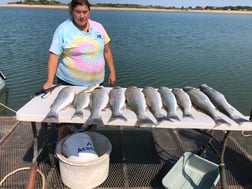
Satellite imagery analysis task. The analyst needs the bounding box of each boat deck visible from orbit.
[0,116,252,188]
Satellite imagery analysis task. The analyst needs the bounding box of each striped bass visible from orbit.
[172,88,194,119]
[199,84,248,125]
[108,86,127,122]
[71,90,90,119]
[45,86,75,122]
[84,86,109,127]
[125,86,156,127]
[158,87,180,121]
[143,86,167,123]
[183,86,230,127]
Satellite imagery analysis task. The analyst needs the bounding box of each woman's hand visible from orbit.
[43,81,53,89]
[109,71,116,85]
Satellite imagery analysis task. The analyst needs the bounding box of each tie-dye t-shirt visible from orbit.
[49,18,110,86]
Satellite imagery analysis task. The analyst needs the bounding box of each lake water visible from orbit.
[0,7,252,116]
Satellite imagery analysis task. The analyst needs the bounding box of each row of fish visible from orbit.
[45,84,249,127]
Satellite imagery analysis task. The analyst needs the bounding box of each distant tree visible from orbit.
[195,6,202,10]
[8,2,252,10]
[24,0,33,3]
[39,0,48,4]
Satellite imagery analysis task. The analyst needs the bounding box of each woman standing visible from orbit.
[43,0,116,140]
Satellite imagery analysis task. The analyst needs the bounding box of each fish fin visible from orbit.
[84,83,100,93]
[102,106,109,111]
[182,112,194,119]
[85,116,104,127]
[122,104,127,110]
[71,111,84,119]
[155,116,168,123]
[231,115,249,125]
[176,106,180,111]
[136,116,156,127]
[214,116,230,127]
[167,114,181,121]
[108,113,128,123]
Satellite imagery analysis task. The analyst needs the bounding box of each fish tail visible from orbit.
[156,116,169,123]
[45,111,58,122]
[85,116,104,127]
[71,111,84,119]
[136,116,156,127]
[231,115,249,125]
[167,114,180,121]
[108,113,128,123]
[182,112,194,119]
[214,116,230,127]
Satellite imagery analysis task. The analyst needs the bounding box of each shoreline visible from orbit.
[1,4,252,14]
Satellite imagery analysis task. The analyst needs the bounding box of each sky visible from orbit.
[2,0,252,7]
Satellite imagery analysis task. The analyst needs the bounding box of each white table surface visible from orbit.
[16,85,252,131]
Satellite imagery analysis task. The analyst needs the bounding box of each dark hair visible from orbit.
[69,0,91,12]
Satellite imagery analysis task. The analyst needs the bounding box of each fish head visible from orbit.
[172,88,181,93]
[158,86,169,92]
[125,86,138,94]
[142,86,155,95]
[199,84,217,94]
[113,86,122,89]
[199,84,209,90]
[183,86,194,92]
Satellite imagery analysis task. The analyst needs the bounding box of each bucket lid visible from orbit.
[62,132,99,162]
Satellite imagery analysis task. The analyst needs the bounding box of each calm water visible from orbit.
[0,7,252,116]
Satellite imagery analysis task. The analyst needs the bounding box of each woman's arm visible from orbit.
[43,52,59,89]
[104,43,116,85]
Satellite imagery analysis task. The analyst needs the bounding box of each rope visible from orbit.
[241,130,252,137]
[0,102,16,113]
[0,167,45,189]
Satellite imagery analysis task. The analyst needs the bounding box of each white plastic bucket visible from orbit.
[56,132,112,189]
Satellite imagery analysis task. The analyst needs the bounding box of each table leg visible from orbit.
[194,129,230,188]
[42,122,57,167]
[31,122,38,161]
[30,122,56,167]
[26,122,39,189]
[194,129,220,160]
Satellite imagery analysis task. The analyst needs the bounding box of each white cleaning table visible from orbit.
[16,85,252,189]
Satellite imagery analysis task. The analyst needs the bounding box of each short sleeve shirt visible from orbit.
[49,18,110,86]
